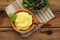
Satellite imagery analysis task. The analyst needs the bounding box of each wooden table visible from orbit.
[0,0,60,40]
[0,10,60,40]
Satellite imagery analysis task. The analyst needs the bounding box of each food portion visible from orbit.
[8,9,41,33]
[15,12,33,30]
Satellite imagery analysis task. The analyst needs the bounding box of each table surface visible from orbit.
[0,0,60,40]
[0,0,60,11]
[0,11,60,40]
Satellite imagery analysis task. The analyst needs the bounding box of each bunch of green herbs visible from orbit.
[23,0,50,10]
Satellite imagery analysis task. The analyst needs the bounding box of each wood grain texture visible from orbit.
[49,0,60,11]
[0,11,11,27]
[47,12,60,27]
[0,0,60,11]
[0,28,60,40]
[0,0,60,39]
[0,11,60,40]
[0,0,15,10]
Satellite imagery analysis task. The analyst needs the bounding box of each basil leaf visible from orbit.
[8,13,16,23]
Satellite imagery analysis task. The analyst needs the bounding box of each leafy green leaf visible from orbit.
[8,13,16,23]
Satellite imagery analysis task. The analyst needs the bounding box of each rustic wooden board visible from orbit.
[47,12,60,27]
[0,0,60,40]
[0,28,60,40]
[0,11,11,27]
[0,0,15,10]
[49,0,60,11]
[0,0,60,11]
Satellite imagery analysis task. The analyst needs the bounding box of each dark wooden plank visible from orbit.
[0,28,60,40]
[0,11,11,27]
[0,0,15,10]
[47,12,60,27]
[49,0,60,11]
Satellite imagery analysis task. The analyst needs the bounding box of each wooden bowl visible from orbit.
[9,9,37,33]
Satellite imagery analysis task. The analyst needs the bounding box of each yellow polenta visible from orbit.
[15,12,33,30]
